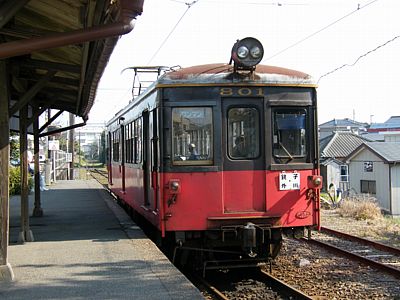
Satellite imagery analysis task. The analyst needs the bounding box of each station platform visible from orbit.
[1,179,203,299]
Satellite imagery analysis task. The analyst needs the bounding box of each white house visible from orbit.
[346,142,400,216]
[319,132,371,191]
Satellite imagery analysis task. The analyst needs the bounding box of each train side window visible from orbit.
[172,107,213,165]
[228,107,260,159]
[125,122,134,163]
[135,118,142,163]
[112,128,120,162]
[272,109,307,162]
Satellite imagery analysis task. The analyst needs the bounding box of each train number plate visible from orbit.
[279,172,300,190]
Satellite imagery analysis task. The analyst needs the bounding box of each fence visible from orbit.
[44,150,70,184]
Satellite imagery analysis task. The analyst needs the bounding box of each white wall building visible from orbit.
[75,123,105,158]
[346,142,400,216]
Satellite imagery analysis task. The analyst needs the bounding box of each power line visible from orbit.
[317,35,400,83]
[264,0,379,61]
[147,0,199,65]
[198,0,307,5]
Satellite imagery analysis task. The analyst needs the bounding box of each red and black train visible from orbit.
[106,37,322,269]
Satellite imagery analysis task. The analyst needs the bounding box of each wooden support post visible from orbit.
[68,113,74,180]
[18,105,34,243]
[32,108,43,217]
[0,60,14,281]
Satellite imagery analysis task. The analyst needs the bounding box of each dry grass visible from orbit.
[321,194,400,247]
[337,195,383,221]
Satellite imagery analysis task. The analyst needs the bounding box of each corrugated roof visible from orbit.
[368,116,400,130]
[320,157,345,166]
[364,142,400,162]
[320,131,371,159]
[319,118,367,128]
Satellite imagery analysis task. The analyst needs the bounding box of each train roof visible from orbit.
[157,63,316,87]
[106,63,316,126]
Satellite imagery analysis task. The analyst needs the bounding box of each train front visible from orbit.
[158,38,321,268]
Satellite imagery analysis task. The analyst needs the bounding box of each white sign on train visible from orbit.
[279,172,300,191]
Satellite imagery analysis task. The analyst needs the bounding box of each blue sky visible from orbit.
[90,0,400,125]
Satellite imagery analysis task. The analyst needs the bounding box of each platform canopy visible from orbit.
[0,0,144,133]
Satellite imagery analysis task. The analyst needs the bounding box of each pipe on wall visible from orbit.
[0,0,144,59]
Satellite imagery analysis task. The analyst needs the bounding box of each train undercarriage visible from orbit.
[169,224,309,276]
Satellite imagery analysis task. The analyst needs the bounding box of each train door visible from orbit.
[142,110,151,207]
[107,132,112,185]
[120,124,126,193]
[222,98,266,213]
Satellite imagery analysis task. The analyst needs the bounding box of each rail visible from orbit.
[305,235,400,279]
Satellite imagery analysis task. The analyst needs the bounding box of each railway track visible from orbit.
[89,168,314,298]
[89,170,400,297]
[194,268,313,300]
[307,227,400,279]
[87,167,108,186]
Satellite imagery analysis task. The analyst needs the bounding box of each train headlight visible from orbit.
[168,179,181,194]
[171,181,180,192]
[237,46,249,58]
[231,37,264,70]
[307,175,323,189]
[250,46,262,59]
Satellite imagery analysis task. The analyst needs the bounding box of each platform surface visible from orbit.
[0,179,203,299]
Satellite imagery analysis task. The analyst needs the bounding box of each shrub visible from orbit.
[338,195,382,220]
[9,166,34,195]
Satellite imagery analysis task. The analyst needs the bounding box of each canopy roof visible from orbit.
[1,0,143,132]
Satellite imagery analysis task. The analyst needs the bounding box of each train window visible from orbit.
[273,109,307,161]
[125,122,134,163]
[112,128,120,162]
[172,107,213,165]
[227,107,260,159]
[135,118,142,163]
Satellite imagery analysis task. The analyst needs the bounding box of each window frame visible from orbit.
[340,165,349,182]
[171,106,214,166]
[227,106,260,160]
[360,180,376,194]
[271,107,309,163]
[112,128,120,162]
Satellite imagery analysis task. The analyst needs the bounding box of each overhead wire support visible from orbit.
[264,0,379,61]
[317,34,400,83]
[147,0,199,65]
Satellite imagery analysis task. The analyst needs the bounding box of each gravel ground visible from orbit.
[262,208,400,299]
[271,238,400,299]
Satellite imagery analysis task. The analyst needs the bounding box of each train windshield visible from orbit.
[172,107,213,165]
[228,107,260,159]
[273,109,307,160]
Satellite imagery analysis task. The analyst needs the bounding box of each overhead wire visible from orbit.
[264,0,379,61]
[147,0,199,65]
[109,0,199,108]
[317,35,400,83]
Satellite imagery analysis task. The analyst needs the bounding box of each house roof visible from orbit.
[364,142,400,162]
[320,157,346,166]
[319,118,368,129]
[346,142,400,163]
[320,131,371,159]
[359,132,385,141]
[369,116,400,130]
